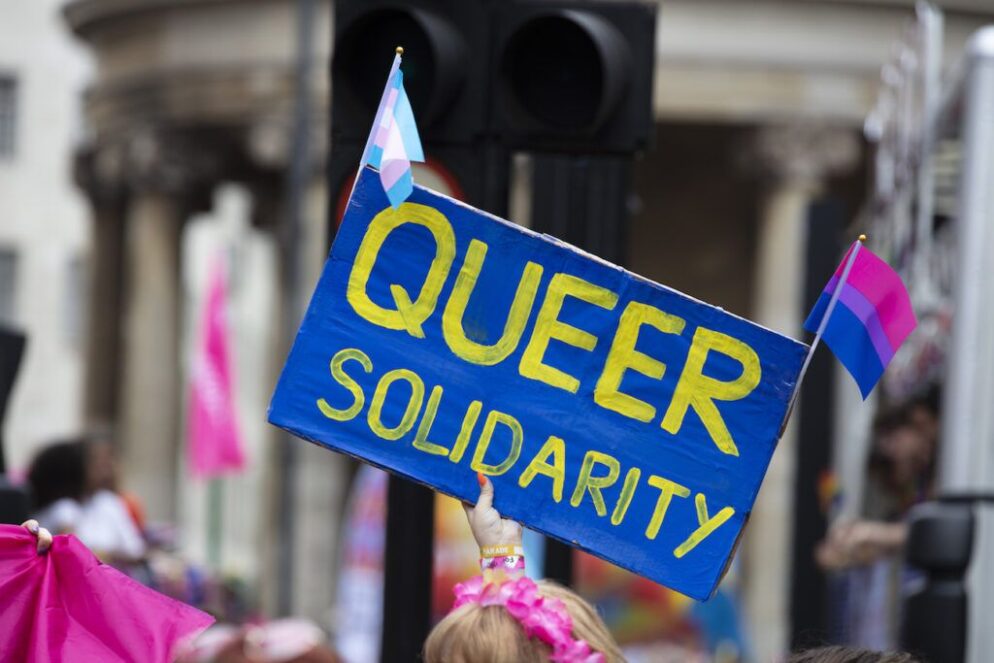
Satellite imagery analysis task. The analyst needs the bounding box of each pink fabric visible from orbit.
[831,244,917,352]
[0,526,213,662]
[187,256,246,478]
[453,576,604,663]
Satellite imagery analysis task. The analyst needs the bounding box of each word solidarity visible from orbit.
[269,167,806,600]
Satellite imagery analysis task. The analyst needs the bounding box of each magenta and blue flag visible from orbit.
[804,242,917,398]
[357,52,424,208]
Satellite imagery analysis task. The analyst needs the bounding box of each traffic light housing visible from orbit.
[331,1,490,146]
[496,1,656,153]
[330,0,501,221]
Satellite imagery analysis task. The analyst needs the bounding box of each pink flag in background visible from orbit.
[0,525,213,662]
[188,255,246,478]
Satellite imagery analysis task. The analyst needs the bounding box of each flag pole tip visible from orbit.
[858,233,867,242]
[395,46,404,55]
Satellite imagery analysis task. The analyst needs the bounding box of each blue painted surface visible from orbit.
[269,167,806,600]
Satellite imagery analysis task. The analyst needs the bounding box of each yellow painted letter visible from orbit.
[412,385,450,456]
[611,467,642,526]
[569,451,621,517]
[448,400,484,463]
[595,301,685,422]
[673,493,735,558]
[644,475,691,540]
[442,239,544,365]
[518,435,566,502]
[367,369,425,441]
[661,328,761,456]
[346,203,456,338]
[317,348,373,421]
[470,410,523,476]
[520,273,619,393]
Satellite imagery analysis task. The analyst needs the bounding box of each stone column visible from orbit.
[742,123,859,661]
[76,147,128,427]
[117,187,184,523]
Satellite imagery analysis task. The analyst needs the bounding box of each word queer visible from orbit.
[346,202,759,457]
[269,167,806,600]
[321,346,735,559]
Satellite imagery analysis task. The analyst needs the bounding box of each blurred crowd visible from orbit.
[20,432,341,662]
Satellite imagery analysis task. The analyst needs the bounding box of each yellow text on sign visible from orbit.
[316,346,737,558]
[344,203,763,456]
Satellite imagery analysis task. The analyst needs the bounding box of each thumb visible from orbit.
[476,472,493,512]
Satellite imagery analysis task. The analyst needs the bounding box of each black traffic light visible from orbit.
[331,1,489,145]
[329,0,656,222]
[497,1,656,153]
[329,0,501,222]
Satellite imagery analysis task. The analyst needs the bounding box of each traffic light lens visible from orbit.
[504,16,603,131]
[334,10,436,121]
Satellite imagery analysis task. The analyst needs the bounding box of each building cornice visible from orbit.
[64,0,237,38]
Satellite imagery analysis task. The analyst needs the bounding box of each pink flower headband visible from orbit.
[453,576,605,663]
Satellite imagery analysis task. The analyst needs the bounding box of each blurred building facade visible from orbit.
[0,0,92,471]
[62,0,342,623]
[7,0,986,659]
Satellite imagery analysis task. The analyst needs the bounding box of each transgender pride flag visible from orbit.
[358,51,425,208]
[803,239,917,398]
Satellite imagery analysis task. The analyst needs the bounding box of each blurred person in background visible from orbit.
[27,433,146,566]
[816,387,940,648]
[86,430,148,534]
[25,439,87,532]
[818,388,939,569]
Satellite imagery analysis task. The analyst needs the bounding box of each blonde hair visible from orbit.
[424,579,624,663]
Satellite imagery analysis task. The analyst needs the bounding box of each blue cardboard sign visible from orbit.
[269,167,806,600]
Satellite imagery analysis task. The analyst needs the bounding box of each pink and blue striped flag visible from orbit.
[358,52,424,208]
[803,241,917,398]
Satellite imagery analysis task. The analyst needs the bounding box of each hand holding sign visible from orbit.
[464,473,523,551]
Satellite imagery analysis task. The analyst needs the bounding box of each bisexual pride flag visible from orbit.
[358,51,425,208]
[804,240,917,398]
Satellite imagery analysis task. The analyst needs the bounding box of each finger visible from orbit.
[476,472,494,512]
[22,519,39,535]
[36,528,53,554]
[461,501,474,522]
